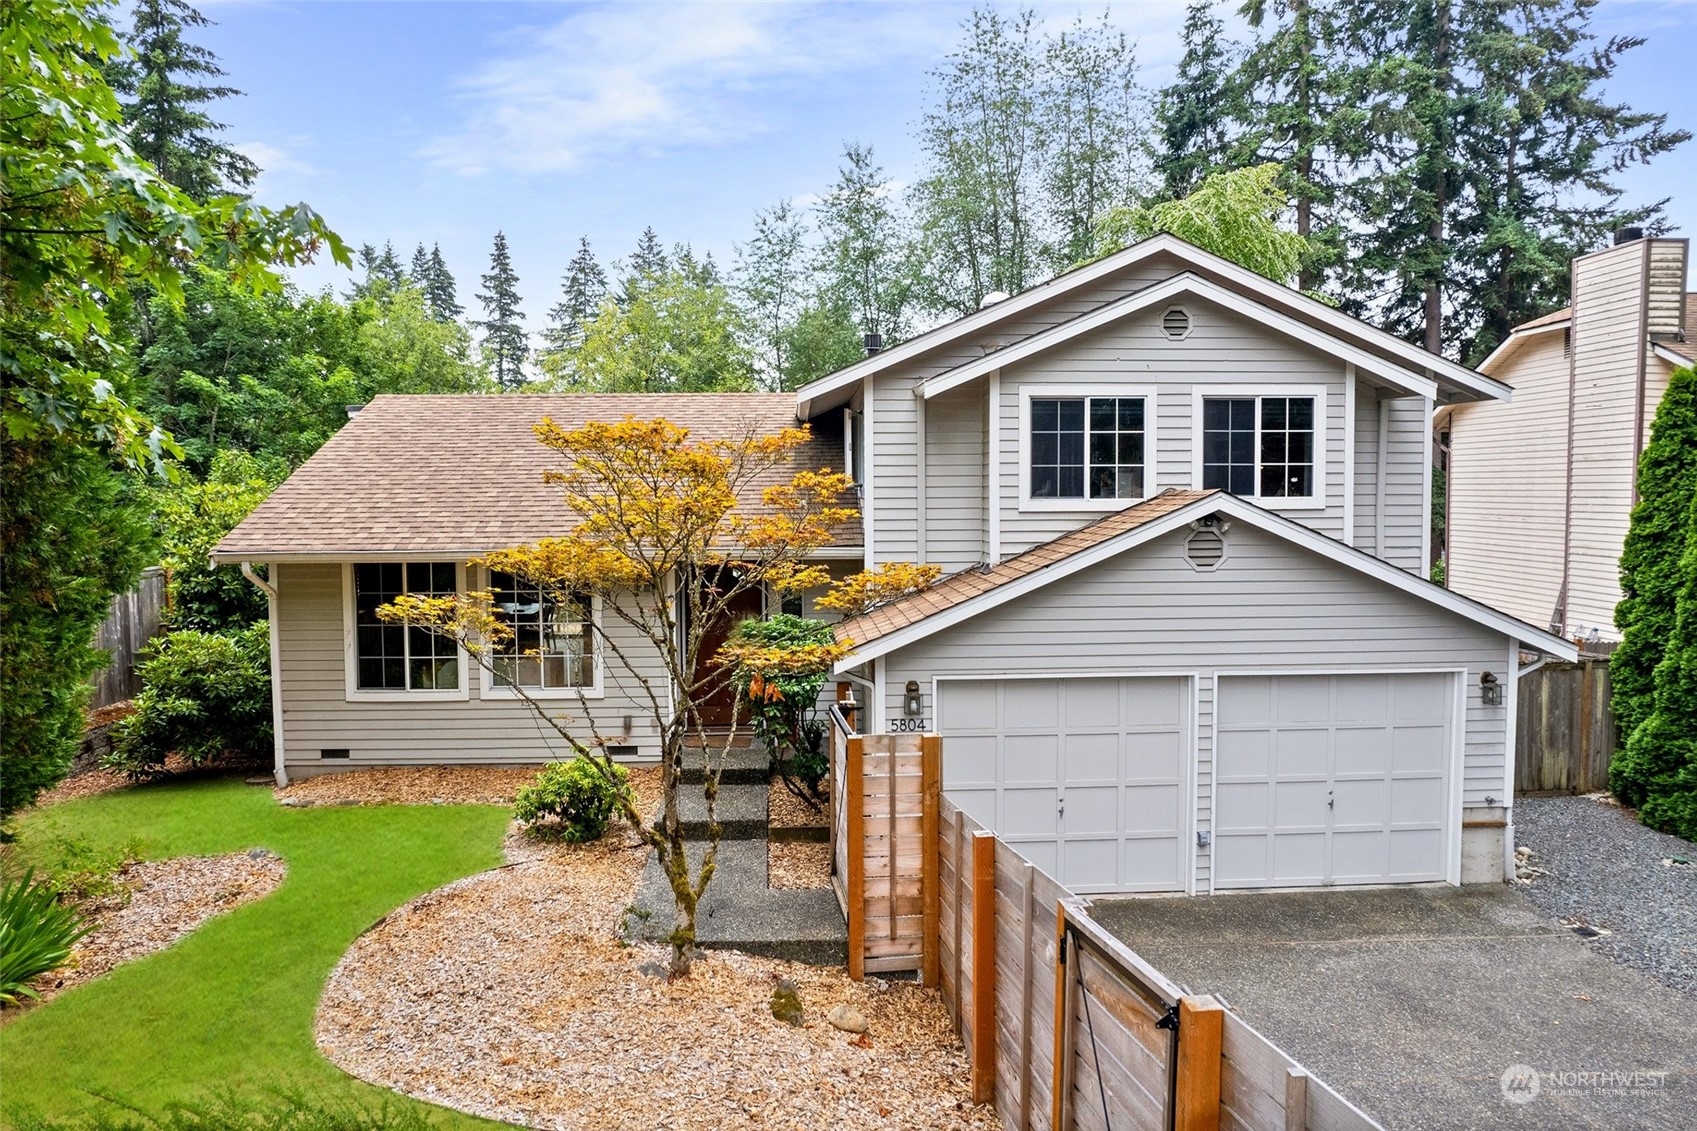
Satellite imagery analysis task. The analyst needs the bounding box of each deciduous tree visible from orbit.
[734,202,810,389]
[548,266,754,393]
[1092,163,1311,284]
[817,143,915,343]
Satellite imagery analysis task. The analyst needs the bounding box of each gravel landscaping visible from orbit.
[9,851,286,1018]
[1514,794,1697,996]
[318,773,994,1131]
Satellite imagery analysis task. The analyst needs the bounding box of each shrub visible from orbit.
[790,717,829,794]
[514,758,629,842]
[0,869,91,1006]
[108,625,272,776]
[725,615,836,759]
[147,450,286,634]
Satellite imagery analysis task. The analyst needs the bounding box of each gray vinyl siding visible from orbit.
[878,522,1511,891]
[923,384,988,571]
[1354,386,1381,549]
[868,256,1183,565]
[1379,395,1431,574]
[992,300,1350,556]
[274,561,670,772]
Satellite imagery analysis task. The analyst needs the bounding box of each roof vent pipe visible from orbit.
[345,404,365,420]
[863,332,883,356]
[979,290,1011,308]
[1614,227,1645,246]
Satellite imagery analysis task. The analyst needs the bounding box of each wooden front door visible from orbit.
[690,576,766,729]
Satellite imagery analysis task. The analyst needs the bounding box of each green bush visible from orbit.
[108,625,272,776]
[727,614,836,763]
[789,717,829,794]
[1,869,91,1006]
[7,1088,439,1130]
[514,758,628,842]
[147,450,286,634]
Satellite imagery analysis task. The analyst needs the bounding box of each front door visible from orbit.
[690,575,766,729]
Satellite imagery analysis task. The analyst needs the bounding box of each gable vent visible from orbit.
[1185,527,1225,570]
[1161,306,1192,340]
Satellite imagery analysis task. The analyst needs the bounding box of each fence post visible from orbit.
[921,733,942,987]
[1051,905,1073,1131]
[970,830,998,1105]
[1018,861,1036,1131]
[1174,994,1224,1131]
[846,735,865,981]
[1283,1067,1309,1131]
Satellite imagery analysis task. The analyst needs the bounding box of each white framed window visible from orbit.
[1018,385,1157,511]
[343,561,469,702]
[1190,385,1328,510]
[480,569,604,699]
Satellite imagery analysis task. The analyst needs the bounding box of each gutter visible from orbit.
[238,561,287,787]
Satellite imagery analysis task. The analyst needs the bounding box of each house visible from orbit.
[1440,231,1694,640]
[214,233,1574,895]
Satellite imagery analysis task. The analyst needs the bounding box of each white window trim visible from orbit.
[474,565,607,701]
[1018,383,1158,513]
[342,561,471,703]
[1190,384,1329,512]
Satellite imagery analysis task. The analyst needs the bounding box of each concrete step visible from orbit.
[665,780,770,840]
[678,744,769,785]
[628,838,847,966]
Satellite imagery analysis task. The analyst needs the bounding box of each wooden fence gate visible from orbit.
[90,567,165,708]
[832,726,1382,1131]
[1516,658,1614,794]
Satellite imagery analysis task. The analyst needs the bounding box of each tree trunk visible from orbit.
[1295,0,1315,292]
[1424,0,1451,356]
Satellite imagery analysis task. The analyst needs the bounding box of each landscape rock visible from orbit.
[827,1004,869,1034]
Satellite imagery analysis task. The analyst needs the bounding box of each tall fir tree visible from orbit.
[350,241,405,300]
[410,243,432,285]
[1153,1,1246,202]
[475,231,528,391]
[1612,366,1697,802]
[543,236,609,357]
[107,0,258,201]
[618,226,669,305]
[422,243,461,321]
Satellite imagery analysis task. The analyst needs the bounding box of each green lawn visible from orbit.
[1,779,512,1128]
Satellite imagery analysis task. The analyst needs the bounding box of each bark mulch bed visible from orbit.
[7,852,286,1021]
[275,766,543,807]
[32,753,208,807]
[769,842,833,890]
[768,777,828,830]
[318,767,996,1131]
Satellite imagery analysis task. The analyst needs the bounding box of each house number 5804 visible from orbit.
[891,717,927,732]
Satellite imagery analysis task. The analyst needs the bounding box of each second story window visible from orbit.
[1029,395,1146,502]
[1202,395,1316,499]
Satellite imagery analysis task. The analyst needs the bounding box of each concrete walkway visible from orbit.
[1090,886,1697,1130]
[629,750,846,965]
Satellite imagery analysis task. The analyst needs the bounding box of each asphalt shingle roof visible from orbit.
[213,393,852,560]
[832,488,1216,649]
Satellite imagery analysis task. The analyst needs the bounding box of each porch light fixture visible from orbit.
[1480,671,1503,707]
[904,680,923,718]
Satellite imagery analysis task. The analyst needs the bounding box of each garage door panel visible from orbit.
[941,676,1189,894]
[1063,733,1119,780]
[951,787,998,831]
[1216,673,1454,888]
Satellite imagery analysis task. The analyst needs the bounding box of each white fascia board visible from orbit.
[1478,320,1569,377]
[835,492,1576,670]
[1655,344,1695,370]
[918,273,1440,403]
[212,544,870,565]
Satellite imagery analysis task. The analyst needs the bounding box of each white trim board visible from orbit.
[918,273,1441,404]
[834,491,1577,671]
[793,233,1509,416]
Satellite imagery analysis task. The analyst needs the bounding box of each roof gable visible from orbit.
[832,490,1575,666]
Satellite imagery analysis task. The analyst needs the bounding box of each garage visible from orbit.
[1212,672,1457,888]
[937,676,1191,893]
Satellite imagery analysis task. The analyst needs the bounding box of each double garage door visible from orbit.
[938,672,1454,894]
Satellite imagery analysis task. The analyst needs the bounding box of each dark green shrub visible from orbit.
[514,758,628,842]
[7,1087,439,1130]
[726,615,835,757]
[789,717,829,794]
[108,625,272,776]
[1613,365,1697,798]
[148,451,286,634]
[0,869,91,1006]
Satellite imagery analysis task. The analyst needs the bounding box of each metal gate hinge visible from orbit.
[1155,1003,1180,1033]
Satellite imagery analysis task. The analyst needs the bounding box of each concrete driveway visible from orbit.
[1090,886,1697,1130]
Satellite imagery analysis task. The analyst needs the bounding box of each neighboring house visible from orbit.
[215,233,1575,895]
[1441,232,1694,640]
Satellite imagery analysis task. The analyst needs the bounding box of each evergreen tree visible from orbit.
[351,241,405,299]
[1617,485,1697,840]
[543,236,609,357]
[734,201,810,389]
[475,231,528,390]
[817,143,915,343]
[550,265,754,394]
[618,226,669,305]
[422,243,461,321]
[1612,366,1697,801]
[1153,1,1246,201]
[410,243,432,285]
[107,0,258,200]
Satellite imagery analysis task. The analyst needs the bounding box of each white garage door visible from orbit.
[938,677,1189,893]
[1213,673,1454,889]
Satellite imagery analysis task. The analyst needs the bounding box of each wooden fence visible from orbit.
[834,728,1382,1131]
[90,567,165,709]
[1516,658,1614,794]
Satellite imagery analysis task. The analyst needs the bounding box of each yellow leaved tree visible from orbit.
[380,415,935,975]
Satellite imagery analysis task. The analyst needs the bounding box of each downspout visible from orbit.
[1554,285,1581,635]
[239,561,287,786]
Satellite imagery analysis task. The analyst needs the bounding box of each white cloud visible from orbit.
[421,2,953,176]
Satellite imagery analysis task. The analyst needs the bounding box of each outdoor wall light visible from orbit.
[904,680,923,718]
[1480,671,1503,707]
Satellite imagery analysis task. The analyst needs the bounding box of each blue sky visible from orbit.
[197,1,1697,322]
